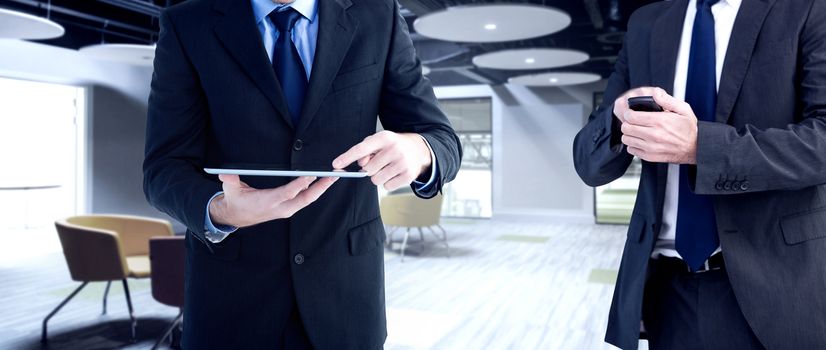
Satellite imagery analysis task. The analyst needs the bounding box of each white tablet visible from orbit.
[204,167,368,178]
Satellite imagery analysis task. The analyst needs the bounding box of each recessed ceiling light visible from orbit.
[484,23,497,30]
[508,72,601,86]
[473,48,589,70]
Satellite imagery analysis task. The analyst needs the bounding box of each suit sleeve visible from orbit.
[143,11,222,244]
[377,0,462,199]
[572,32,634,187]
[692,0,826,195]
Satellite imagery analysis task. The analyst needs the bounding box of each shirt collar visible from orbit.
[251,0,318,25]
[723,0,742,10]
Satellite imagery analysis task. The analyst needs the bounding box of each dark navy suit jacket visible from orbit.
[142,0,461,348]
[573,0,826,349]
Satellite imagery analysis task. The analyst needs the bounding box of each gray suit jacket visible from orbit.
[573,0,826,349]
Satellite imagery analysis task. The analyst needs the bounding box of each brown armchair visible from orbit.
[43,215,174,343]
[149,236,185,350]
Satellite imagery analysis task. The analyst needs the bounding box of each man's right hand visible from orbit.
[613,86,666,124]
[208,175,338,228]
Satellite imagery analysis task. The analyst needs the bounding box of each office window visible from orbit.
[0,77,84,230]
[438,98,492,218]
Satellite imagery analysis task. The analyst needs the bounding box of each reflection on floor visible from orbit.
[0,220,648,349]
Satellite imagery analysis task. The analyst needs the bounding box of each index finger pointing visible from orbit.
[332,136,386,169]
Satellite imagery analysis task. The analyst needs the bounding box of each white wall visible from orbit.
[435,81,607,223]
[0,37,606,227]
[0,39,167,227]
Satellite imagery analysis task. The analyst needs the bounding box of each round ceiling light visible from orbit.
[79,44,156,66]
[508,72,602,87]
[473,48,589,70]
[0,8,64,40]
[414,5,570,43]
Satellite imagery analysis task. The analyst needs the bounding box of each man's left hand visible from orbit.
[333,130,432,191]
[620,89,699,164]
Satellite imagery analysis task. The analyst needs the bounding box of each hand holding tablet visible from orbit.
[204,167,368,178]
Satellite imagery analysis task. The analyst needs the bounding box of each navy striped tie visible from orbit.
[676,0,720,271]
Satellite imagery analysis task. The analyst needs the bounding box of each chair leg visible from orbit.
[152,311,183,350]
[385,226,395,247]
[438,225,450,258]
[417,227,426,255]
[400,227,410,262]
[42,281,88,343]
[102,280,112,315]
[122,279,137,342]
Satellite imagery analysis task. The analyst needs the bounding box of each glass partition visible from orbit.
[438,98,492,218]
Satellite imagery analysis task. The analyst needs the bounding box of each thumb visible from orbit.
[652,89,693,118]
[218,174,247,189]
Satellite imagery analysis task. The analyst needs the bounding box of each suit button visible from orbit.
[294,253,305,265]
[723,181,731,191]
[740,181,749,191]
[715,182,724,190]
[293,139,303,151]
[731,181,740,190]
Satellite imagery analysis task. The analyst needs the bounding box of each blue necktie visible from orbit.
[676,0,720,271]
[269,8,307,126]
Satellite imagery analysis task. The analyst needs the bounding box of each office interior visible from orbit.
[0,0,655,349]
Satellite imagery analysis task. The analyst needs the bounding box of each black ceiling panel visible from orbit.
[0,0,656,85]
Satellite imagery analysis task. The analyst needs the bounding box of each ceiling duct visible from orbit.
[95,0,161,17]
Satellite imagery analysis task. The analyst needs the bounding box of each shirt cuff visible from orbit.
[413,135,439,191]
[204,191,238,243]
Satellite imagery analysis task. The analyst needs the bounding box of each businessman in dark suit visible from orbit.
[143,0,461,348]
[573,0,826,349]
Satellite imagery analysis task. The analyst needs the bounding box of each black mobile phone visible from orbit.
[627,96,663,112]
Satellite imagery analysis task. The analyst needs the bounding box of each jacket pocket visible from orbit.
[333,63,379,92]
[781,208,826,245]
[347,216,385,256]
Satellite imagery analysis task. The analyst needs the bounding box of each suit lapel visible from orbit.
[295,0,358,135]
[213,0,294,129]
[649,0,689,95]
[715,0,776,123]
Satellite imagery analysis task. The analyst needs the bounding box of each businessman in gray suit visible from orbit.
[573,0,826,349]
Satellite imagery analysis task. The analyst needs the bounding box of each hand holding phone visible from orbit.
[627,96,664,112]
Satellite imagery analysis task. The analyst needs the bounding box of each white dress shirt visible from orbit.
[652,0,742,259]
